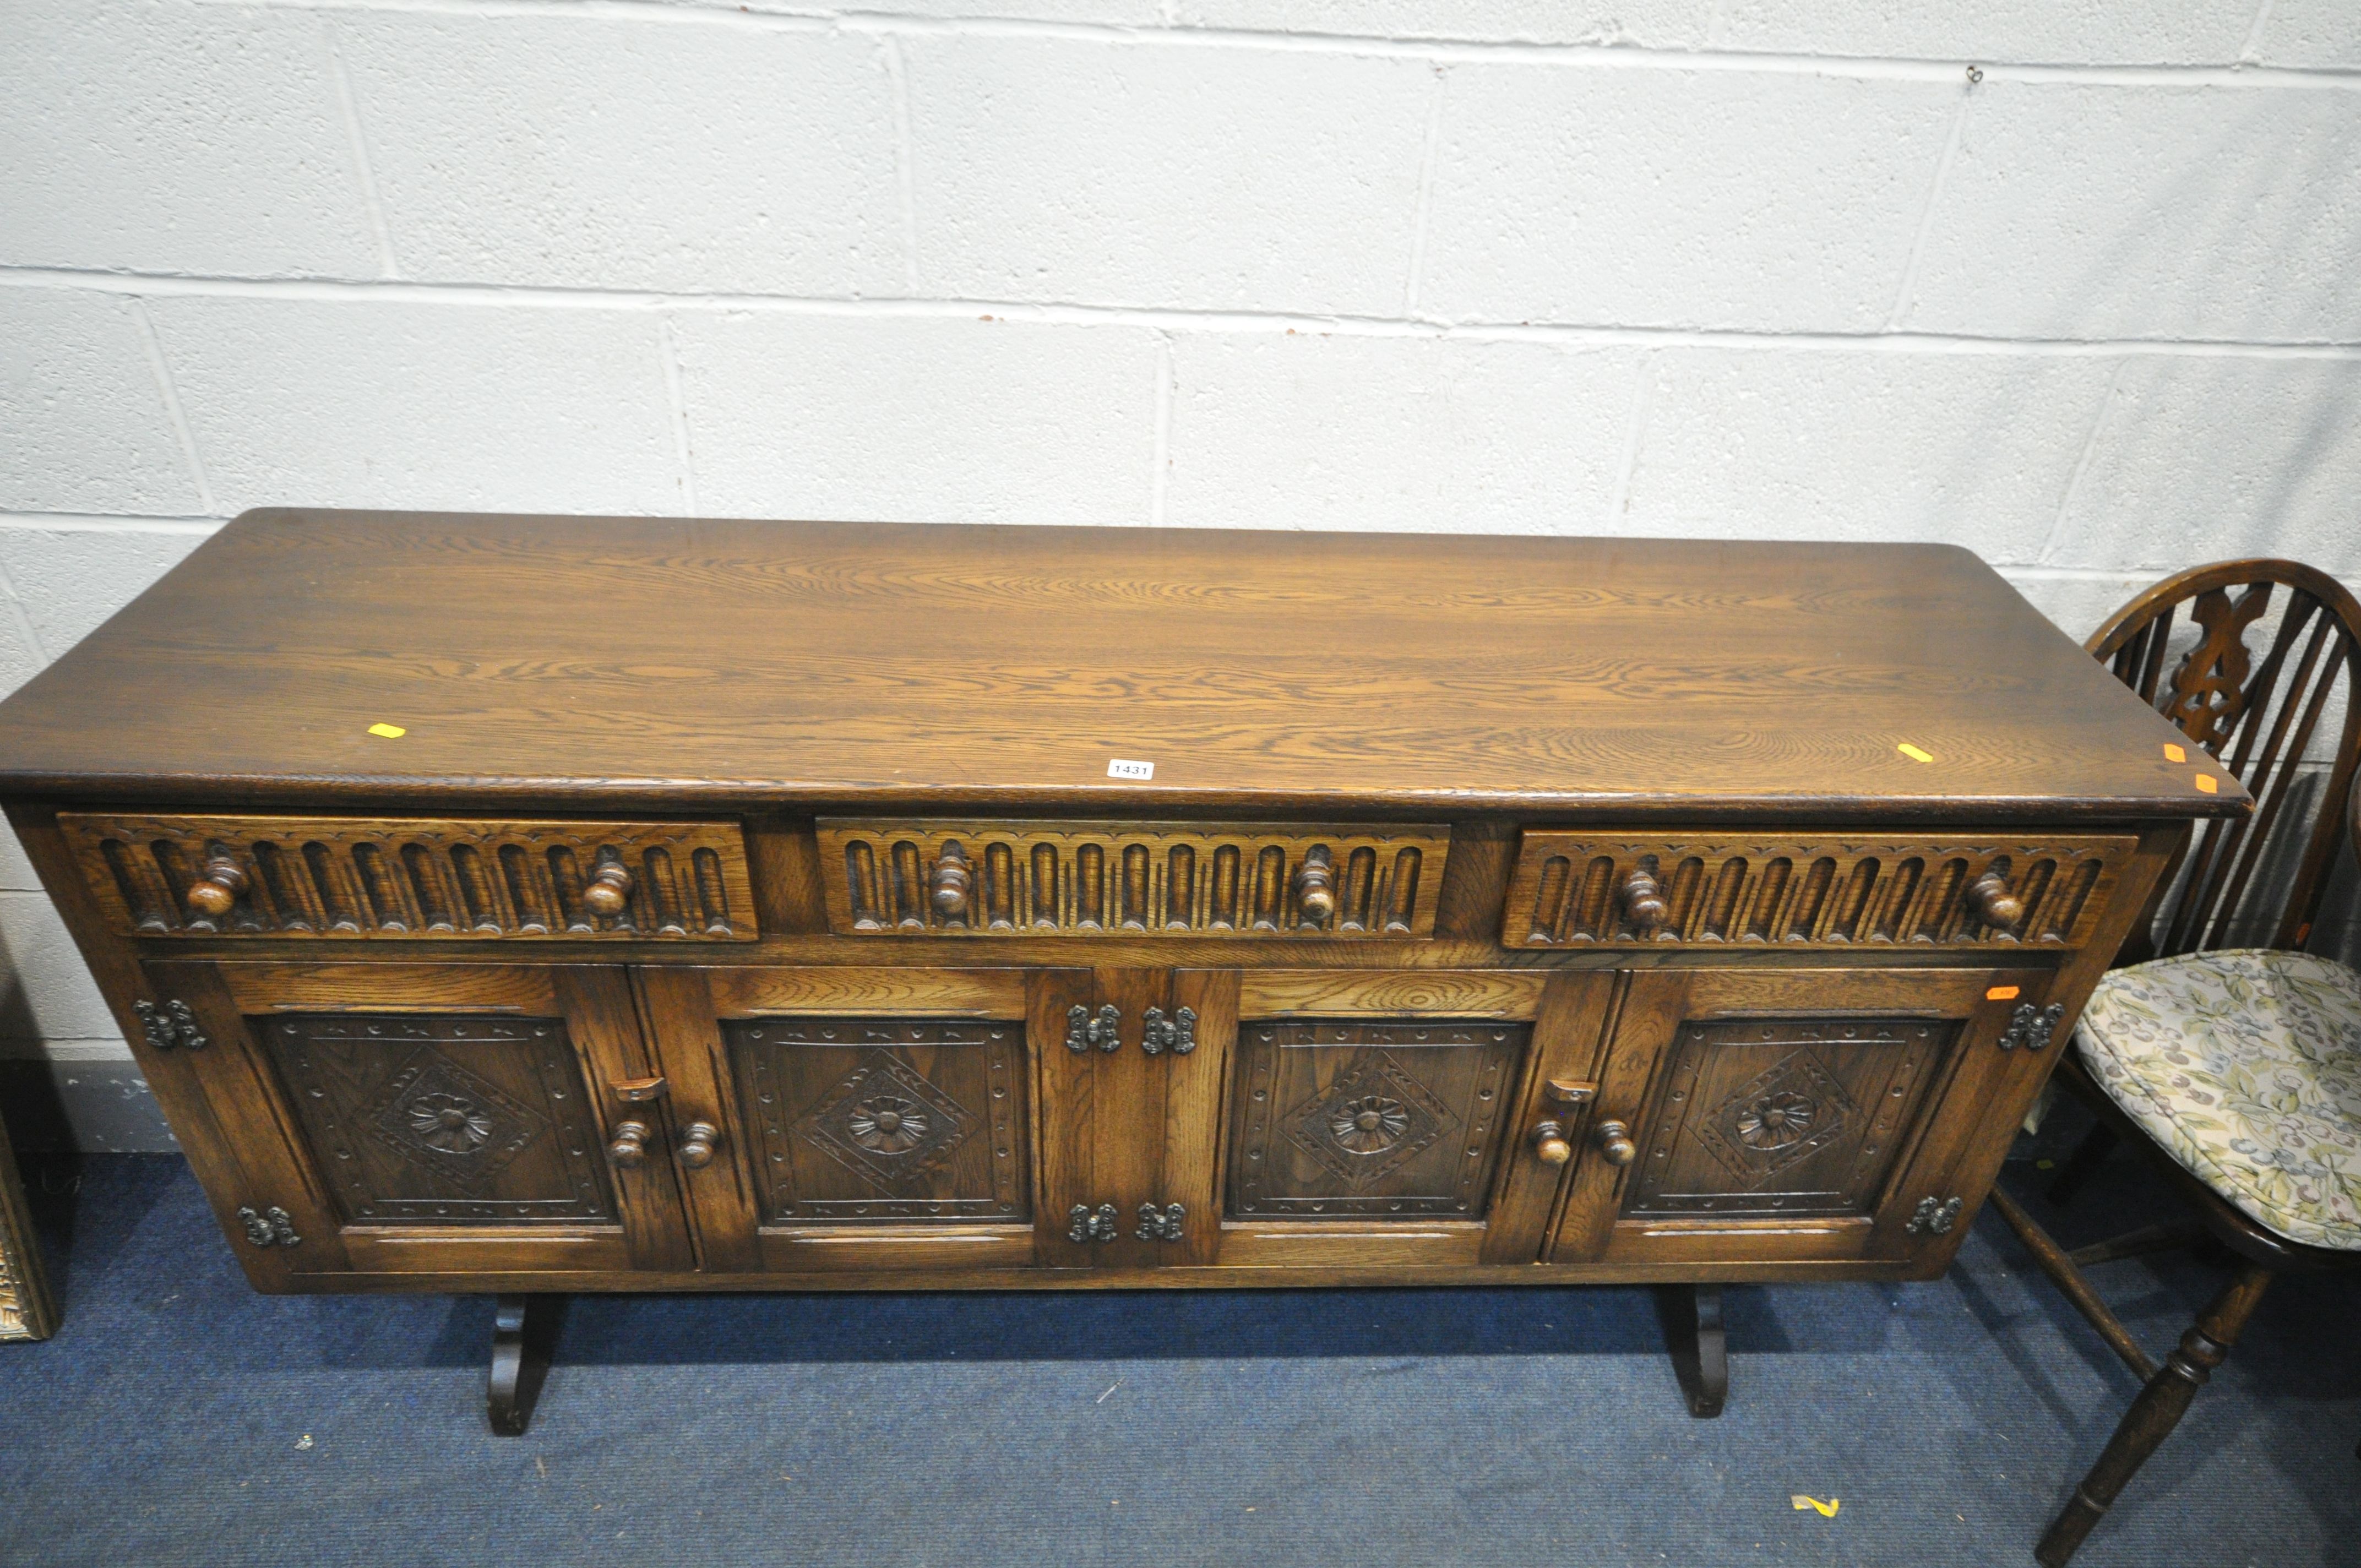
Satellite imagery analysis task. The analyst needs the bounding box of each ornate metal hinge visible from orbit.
[1998,1002,2065,1052]
[1067,1202,1118,1243]
[1066,1004,1121,1054]
[1141,1006,1196,1056]
[236,1205,301,1249]
[1906,1195,1963,1237]
[133,999,208,1052]
[1135,1202,1186,1243]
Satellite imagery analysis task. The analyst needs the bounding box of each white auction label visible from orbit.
[1106,758,1155,780]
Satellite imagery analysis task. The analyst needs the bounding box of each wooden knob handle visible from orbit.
[607,1119,650,1169]
[931,841,972,921]
[1967,870,2025,930]
[1533,1120,1573,1166]
[1620,868,1668,933]
[584,858,633,917]
[186,855,249,918]
[1293,847,1337,924]
[1596,1119,1638,1167]
[676,1121,719,1169]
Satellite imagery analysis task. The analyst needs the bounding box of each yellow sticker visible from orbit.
[2163,743,2186,763]
[367,723,407,739]
[1897,743,1934,763]
[1791,1496,1841,1517]
[2194,773,2218,794]
[1987,985,2020,1001]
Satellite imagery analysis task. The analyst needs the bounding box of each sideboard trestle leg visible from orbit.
[487,1293,563,1436]
[1657,1282,1728,1418]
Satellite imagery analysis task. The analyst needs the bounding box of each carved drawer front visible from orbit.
[62,813,758,941]
[727,1017,1031,1227]
[1504,829,2138,950]
[1623,1016,1955,1220]
[263,1013,618,1226]
[1226,1020,1527,1220]
[817,819,1450,939]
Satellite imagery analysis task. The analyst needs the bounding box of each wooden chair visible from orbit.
[1993,559,2361,1566]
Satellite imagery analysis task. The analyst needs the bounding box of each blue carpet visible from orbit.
[3,1128,2355,1567]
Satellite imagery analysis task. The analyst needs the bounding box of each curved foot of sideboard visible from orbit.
[1657,1283,1728,1418]
[487,1293,563,1436]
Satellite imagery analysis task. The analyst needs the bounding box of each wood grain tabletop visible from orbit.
[0,509,2244,821]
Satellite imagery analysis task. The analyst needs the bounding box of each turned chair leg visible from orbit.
[2046,1121,2120,1206]
[487,1293,563,1437]
[1655,1283,1728,1418]
[2035,1264,2273,1567]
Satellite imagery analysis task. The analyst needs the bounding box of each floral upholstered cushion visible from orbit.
[2076,949,2361,1251]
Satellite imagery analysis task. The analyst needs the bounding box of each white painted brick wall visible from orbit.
[1618,350,2120,554]
[675,312,1164,521]
[1166,334,1638,532]
[3,0,2359,1120]
[148,296,687,514]
[0,0,378,277]
[1903,82,2361,342]
[1417,68,1960,331]
[0,290,202,515]
[338,13,908,293]
[902,37,1436,312]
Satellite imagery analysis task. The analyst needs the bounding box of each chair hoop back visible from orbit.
[2087,558,2361,961]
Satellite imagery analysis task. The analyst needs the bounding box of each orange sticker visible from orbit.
[1897,743,1935,763]
[1987,985,2021,1001]
[2194,773,2218,794]
[2163,743,2186,763]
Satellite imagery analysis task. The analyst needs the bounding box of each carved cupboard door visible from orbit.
[1547,965,2058,1270]
[1018,967,1236,1270]
[1188,970,1619,1270]
[140,959,694,1286]
[635,966,1087,1273]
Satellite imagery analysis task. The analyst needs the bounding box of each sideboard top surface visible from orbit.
[0,509,2240,820]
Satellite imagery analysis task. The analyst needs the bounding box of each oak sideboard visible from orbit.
[0,511,2240,1430]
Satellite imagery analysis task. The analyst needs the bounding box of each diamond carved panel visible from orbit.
[728,1017,1031,1226]
[262,1013,613,1225]
[1227,1020,1528,1220]
[1623,1016,1957,1219]
[1284,1051,1459,1189]
[1688,1050,1860,1186]
[369,1049,548,1190]
[794,1049,975,1194]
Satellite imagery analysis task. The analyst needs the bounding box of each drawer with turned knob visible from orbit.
[1503,829,2138,951]
[815,818,1451,939]
[59,812,759,941]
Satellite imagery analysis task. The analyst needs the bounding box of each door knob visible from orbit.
[1620,867,1668,933]
[676,1121,720,1169]
[1293,846,1337,924]
[1967,870,2025,930]
[186,853,249,918]
[1596,1119,1638,1167]
[1533,1119,1573,1166]
[583,856,634,917]
[930,840,972,921]
[607,1120,651,1169]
